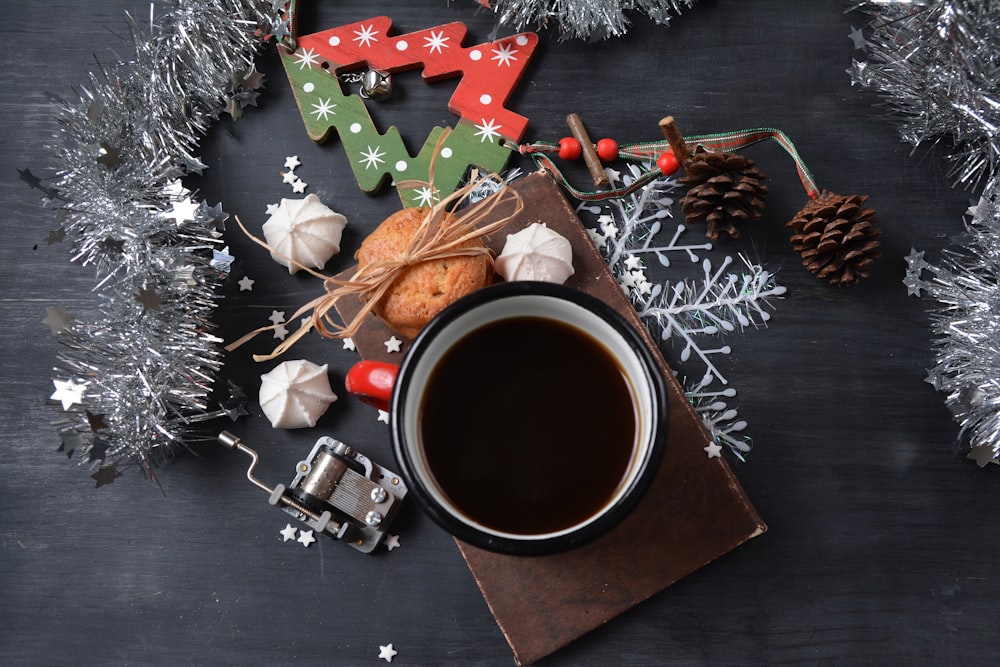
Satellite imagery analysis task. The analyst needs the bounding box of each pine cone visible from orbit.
[786,190,881,286]
[678,146,769,240]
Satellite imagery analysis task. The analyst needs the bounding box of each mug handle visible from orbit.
[345,360,399,412]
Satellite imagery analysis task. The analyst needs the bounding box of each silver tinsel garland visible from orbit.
[848,0,999,190]
[480,0,697,40]
[904,178,1000,466]
[43,0,279,483]
[849,0,1000,466]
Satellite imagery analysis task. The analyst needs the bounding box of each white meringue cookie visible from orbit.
[495,222,575,284]
[259,359,338,429]
[262,194,347,274]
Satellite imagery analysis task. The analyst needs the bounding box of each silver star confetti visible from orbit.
[135,287,163,312]
[42,305,74,334]
[91,465,122,487]
[163,197,200,225]
[50,379,88,410]
[211,246,236,273]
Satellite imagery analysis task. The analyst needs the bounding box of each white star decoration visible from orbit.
[281,170,298,185]
[378,644,398,663]
[353,24,379,48]
[284,155,301,171]
[293,47,321,69]
[413,186,438,207]
[342,337,356,351]
[310,97,336,121]
[268,310,285,325]
[359,145,386,170]
[378,410,390,424]
[423,30,450,53]
[279,523,298,542]
[384,336,402,353]
[704,442,723,459]
[491,42,518,67]
[297,529,316,547]
[51,378,88,410]
[290,178,307,193]
[474,118,502,143]
[237,276,255,291]
[383,534,400,551]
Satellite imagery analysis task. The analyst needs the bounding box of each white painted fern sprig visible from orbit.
[580,165,785,459]
[636,255,786,387]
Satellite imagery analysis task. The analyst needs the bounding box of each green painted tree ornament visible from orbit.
[280,16,538,206]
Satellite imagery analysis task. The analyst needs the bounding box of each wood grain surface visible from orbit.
[2,1,998,666]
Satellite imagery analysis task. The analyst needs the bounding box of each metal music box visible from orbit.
[218,431,406,553]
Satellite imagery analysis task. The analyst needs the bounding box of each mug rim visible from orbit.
[390,281,669,555]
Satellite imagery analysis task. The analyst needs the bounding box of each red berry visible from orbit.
[596,138,619,162]
[557,137,582,161]
[657,151,680,175]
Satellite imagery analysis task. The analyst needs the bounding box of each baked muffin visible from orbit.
[356,207,493,338]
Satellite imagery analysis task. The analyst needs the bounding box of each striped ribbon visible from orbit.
[518,127,821,202]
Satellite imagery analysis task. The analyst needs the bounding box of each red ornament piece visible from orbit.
[557,137,582,161]
[345,360,399,412]
[596,138,619,162]
[657,151,680,175]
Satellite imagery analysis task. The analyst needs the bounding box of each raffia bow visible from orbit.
[225,171,523,362]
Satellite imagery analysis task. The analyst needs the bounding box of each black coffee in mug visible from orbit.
[419,316,638,535]
[391,282,668,555]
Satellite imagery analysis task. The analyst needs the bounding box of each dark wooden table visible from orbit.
[3,1,998,665]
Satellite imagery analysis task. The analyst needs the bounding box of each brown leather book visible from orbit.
[336,171,766,665]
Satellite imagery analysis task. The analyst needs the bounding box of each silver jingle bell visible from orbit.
[360,69,392,101]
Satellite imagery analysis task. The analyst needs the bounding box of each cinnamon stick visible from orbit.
[658,116,692,163]
[566,113,609,188]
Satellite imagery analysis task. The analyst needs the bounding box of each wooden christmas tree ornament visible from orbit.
[279,16,538,206]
